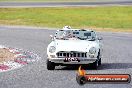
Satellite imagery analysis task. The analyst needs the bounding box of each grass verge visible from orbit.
[0,0,107,2]
[0,6,132,32]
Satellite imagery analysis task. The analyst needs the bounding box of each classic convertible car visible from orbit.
[47,26,103,70]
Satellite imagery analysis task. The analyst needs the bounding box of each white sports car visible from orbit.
[47,26,103,70]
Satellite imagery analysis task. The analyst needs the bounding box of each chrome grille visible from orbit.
[57,51,87,58]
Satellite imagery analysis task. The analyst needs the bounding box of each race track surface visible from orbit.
[0,26,132,88]
[0,0,132,7]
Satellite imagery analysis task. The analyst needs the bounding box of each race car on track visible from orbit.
[47,26,103,70]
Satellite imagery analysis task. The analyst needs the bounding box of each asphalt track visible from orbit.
[0,26,132,88]
[0,0,132,7]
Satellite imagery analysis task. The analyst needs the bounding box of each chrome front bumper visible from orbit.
[48,57,97,64]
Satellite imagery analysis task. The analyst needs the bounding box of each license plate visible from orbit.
[64,57,80,62]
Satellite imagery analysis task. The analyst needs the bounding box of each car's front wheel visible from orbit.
[98,58,101,65]
[97,51,101,65]
[91,60,98,69]
[47,60,55,70]
[92,51,101,69]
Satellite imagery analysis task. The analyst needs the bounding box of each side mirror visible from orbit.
[50,35,54,41]
[98,37,103,40]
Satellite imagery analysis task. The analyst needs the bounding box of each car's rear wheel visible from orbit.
[47,60,55,70]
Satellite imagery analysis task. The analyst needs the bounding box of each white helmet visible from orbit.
[63,26,71,30]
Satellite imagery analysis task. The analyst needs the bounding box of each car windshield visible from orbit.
[54,30,96,40]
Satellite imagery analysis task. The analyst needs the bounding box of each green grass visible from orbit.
[0,6,132,32]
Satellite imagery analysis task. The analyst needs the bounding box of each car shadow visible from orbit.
[55,63,132,70]
[98,63,132,70]
[56,64,95,70]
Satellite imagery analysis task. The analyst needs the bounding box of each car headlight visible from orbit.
[89,47,96,54]
[49,46,56,53]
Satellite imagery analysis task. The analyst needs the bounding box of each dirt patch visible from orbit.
[0,48,15,63]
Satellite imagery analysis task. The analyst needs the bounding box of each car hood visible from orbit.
[53,40,98,52]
